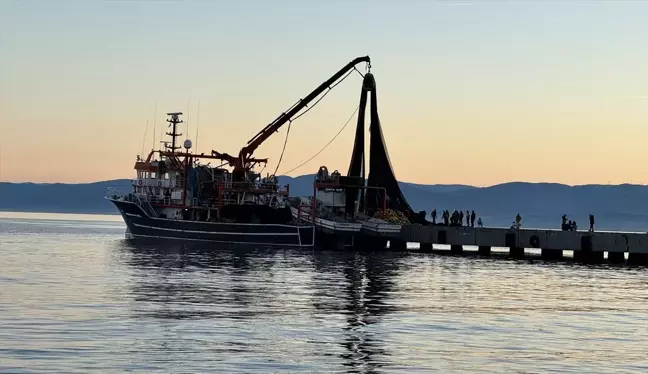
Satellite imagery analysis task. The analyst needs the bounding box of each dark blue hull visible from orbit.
[109,199,315,247]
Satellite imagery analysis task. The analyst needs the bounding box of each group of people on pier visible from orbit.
[427,208,596,232]
[430,209,482,228]
[561,214,595,232]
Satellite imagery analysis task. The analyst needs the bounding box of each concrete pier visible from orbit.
[628,253,648,266]
[384,224,648,265]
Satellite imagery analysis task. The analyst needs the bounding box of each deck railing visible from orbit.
[106,188,158,218]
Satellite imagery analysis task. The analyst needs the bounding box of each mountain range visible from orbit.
[2,175,647,231]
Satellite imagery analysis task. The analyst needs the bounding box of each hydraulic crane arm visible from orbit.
[237,56,371,167]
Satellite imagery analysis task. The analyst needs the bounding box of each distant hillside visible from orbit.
[1,177,647,231]
[0,180,131,214]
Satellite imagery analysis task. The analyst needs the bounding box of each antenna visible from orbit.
[152,101,157,151]
[186,100,190,142]
[195,100,200,153]
[141,120,149,156]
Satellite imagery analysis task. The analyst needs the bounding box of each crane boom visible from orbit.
[237,56,371,168]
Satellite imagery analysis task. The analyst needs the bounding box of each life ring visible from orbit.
[137,179,143,186]
[157,180,162,187]
[530,235,540,248]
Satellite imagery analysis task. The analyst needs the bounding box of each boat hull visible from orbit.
[110,199,314,247]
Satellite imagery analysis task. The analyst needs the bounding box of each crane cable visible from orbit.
[270,67,363,176]
[271,120,291,177]
[279,104,359,175]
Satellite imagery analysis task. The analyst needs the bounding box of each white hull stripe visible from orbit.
[126,233,314,247]
[133,223,300,236]
[291,210,364,232]
[125,213,142,218]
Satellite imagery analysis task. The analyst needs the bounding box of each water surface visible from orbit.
[1,212,647,373]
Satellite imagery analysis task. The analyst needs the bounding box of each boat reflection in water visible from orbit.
[118,241,405,372]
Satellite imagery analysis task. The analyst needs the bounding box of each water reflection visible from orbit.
[312,250,401,373]
[119,241,404,372]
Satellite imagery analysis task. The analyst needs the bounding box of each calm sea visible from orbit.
[1,212,647,373]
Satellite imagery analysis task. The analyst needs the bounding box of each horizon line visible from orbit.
[1,176,646,189]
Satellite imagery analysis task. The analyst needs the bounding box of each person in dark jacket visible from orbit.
[589,214,595,232]
[470,211,476,227]
[431,209,437,224]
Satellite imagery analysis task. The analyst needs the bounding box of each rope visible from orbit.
[353,66,365,78]
[269,67,358,175]
[279,105,359,175]
[271,120,291,177]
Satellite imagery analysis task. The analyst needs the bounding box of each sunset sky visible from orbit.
[1,0,647,186]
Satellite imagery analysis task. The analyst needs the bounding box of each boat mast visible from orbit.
[165,112,183,153]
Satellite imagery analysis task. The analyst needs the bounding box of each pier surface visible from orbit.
[369,224,648,265]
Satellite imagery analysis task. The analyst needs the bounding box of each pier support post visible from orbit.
[607,252,625,264]
[541,249,563,261]
[510,247,525,258]
[353,236,387,250]
[505,232,524,258]
[327,236,346,250]
[478,246,491,256]
[450,245,463,254]
[390,239,407,251]
[574,235,603,264]
[420,242,433,253]
[628,253,648,266]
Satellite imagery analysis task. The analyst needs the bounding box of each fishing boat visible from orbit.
[106,57,375,247]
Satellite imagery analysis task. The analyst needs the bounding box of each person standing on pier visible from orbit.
[589,214,595,232]
[431,209,437,224]
[459,210,464,226]
[470,210,476,227]
[515,213,522,229]
[466,210,470,226]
